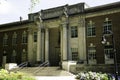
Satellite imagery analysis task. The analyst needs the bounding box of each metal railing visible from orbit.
[18,62,28,67]
[33,61,49,73]
[14,62,28,72]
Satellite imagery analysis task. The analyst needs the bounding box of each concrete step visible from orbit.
[11,67,74,76]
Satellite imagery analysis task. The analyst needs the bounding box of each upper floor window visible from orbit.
[71,26,78,38]
[34,32,37,42]
[3,33,8,46]
[22,31,27,43]
[12,32,17,45]
[87,20,96,37]
[103,18,112,34]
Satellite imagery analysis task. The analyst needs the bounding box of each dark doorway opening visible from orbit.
[49,28,61,66]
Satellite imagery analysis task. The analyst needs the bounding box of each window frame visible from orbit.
[103,18,112,34]
[87,20,96,37]
[3,33,8,46]
[71,26,78,38]
[104,45,114,60]
[22,31,27,44]
[11,50,17,63]
[34,32,37,42]
[71,48,78,61]
[88,46,96,60]
[12,32,17,45]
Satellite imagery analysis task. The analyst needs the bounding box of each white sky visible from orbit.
[0,0,120,24]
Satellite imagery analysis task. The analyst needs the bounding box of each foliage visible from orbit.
[30,0,40,12]
[0,69,36,80]
[75,71,115,80]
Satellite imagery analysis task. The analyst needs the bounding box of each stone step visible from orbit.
[11,67,74,76]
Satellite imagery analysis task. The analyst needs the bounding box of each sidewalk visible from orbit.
[35,76,76,80]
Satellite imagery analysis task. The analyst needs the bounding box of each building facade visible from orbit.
[0,2,120,67]
[85,2,120,64]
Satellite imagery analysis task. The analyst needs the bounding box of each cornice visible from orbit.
[85,8,120,18]
[28,3,84,21]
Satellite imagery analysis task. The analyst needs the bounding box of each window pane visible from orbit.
[22,31,27,43]
[88,47,96,60]
[104,45,113,60]
[71,26,78,38]
[34,32,37,42]
[71,48,78,60]
[87,21,95,37]
[103,19,112,34]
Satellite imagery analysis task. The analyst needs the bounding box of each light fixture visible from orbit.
[101,36,106,44]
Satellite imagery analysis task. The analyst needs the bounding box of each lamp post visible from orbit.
[101,30,118,80]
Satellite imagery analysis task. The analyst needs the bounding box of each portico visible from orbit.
[27,3,86,66]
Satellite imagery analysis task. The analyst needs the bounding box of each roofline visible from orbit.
[0,20,33,28]
[1,1,120,27]
[29,2,85,15]
[85,1,120,13]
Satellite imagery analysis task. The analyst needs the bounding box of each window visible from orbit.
[11,50,16,63]
[34,32,37,42]
[88,47,96,60]
[22,31,27,43]
[103,18,112,34]
[3,33,8,46]
[71,26,78,38]
[22,49,27,62]
[12,32,17,45]
[104,45,113,60]
[71,48,78,60]
[87,20,96,37]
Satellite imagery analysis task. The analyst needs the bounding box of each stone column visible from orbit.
[78,16,86,62]
[60,27,63,60]
[41,29,45,62]
[37,26,42,62]
[28,28,33,63]
[45,28,49,62]
[62,24,68,60]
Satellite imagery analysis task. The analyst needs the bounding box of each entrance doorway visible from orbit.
[49,28,61,66]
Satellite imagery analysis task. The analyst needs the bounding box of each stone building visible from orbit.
[0,2,120,68]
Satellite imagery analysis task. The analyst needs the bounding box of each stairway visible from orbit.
[11,67,74,76]
[11,67,76,80]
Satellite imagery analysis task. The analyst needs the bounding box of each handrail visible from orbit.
[14,62,28,72]
[18,62,28,67]
[38,61,49,67]
[34,61,49,73]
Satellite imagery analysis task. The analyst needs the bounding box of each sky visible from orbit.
[0,0,120,24]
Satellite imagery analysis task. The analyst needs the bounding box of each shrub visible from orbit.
[75,71,114,80]
[0,69,36,80]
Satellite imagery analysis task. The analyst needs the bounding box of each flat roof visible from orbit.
[85,1,120,13]
[0,20,33,28]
